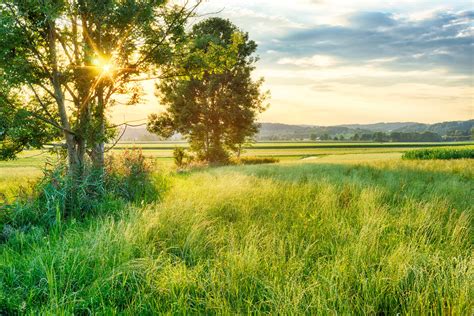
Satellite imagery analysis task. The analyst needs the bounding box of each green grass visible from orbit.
[0,151,47,203]
[0,157,472,314]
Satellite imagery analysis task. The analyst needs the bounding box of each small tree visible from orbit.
[147,18,268,164]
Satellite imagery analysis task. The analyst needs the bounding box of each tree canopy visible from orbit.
[148,17,268,163]
[0,0,202,172]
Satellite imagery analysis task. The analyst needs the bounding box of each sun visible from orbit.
[93,58,115,75]
[102,63,113,73]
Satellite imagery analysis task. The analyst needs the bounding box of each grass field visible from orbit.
[0,142,473,313]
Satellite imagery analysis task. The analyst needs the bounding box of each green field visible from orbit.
[0,143,473,313]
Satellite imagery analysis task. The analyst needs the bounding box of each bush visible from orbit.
[231,156,280,165]
[403,147,474,160]
[1,149,163,233]
[173,147,188,168]
[105,148,159,203]
[0,162,117,231]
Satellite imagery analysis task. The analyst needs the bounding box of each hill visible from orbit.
[339,122,419,132]
[256,120,473,140]
[392,120,474,135]
[118,120,473,142]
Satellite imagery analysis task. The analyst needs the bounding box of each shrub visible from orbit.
[1,162,116,230]
[173,147,188,168]
[403,147,474,160]
[105,148,158,203]
[1,149,163,232]
[231,156,280,165]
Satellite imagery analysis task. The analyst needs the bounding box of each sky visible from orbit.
[112,0,474,126]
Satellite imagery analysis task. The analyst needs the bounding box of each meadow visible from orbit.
[0,142,473,313]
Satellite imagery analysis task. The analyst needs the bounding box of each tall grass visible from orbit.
[0,160,472,313]
[1,149,164,232]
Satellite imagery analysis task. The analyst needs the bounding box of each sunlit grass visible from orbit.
[0,157,472,313]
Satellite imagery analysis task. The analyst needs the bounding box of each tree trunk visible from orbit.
[47,20,84,177]
[91,143,105,169]
[90,22,106,171]
[91,85,105,170]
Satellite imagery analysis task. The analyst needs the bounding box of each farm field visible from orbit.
[0,142,473,313]
[1,142,472,202]
[2,141,472,174]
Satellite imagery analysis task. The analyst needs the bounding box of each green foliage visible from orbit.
[0,160,472,313]
[445,129,472,141]
[172,147,188,168]
[0,149,163,231]
[0,88,60,160]
[351,131,443,142]
[403,147,474,160]
[0,0,197,172]
[105,149,161,203]
[148,18,268,164]
[232,156,279,165]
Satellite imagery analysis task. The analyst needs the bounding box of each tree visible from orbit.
[320,134,330,141]
[0,0,202,176]
[360,133,373,141]
[373,132,388,142]
[147,18,268,164]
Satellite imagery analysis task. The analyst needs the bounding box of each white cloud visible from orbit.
[277,55,339,67]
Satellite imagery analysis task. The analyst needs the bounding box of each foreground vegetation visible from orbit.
[0,155,472,313]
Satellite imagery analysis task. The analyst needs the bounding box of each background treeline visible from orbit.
[331,131,464,142]
[119,119,474,142]
[263,119,473,141]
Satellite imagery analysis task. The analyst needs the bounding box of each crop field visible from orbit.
[1,142,471,190]
[0,142,473,313]
[0,142,472,201]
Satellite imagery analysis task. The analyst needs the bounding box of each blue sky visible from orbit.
[114,0,473,125]
[198,0,474,124]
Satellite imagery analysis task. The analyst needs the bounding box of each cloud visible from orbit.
[277,55,338,67]
[348,12,396,29]
[269,10,474,77]
[182,1,474,125]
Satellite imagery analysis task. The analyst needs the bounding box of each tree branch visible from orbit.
[64,82,80,105]
[105,125,128,152]
[134,0,202,68]
[55,29,75,66]
[27,83,61,126]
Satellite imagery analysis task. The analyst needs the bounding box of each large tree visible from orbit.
[0,0,202,175]
[147,18,268,164]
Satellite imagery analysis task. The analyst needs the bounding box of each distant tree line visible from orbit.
[352,131,443,142]
[307,129,474,142]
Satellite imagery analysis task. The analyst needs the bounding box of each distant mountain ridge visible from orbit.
[338,122,419,132]
[118,120,473,142]
[257,120,473,140]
